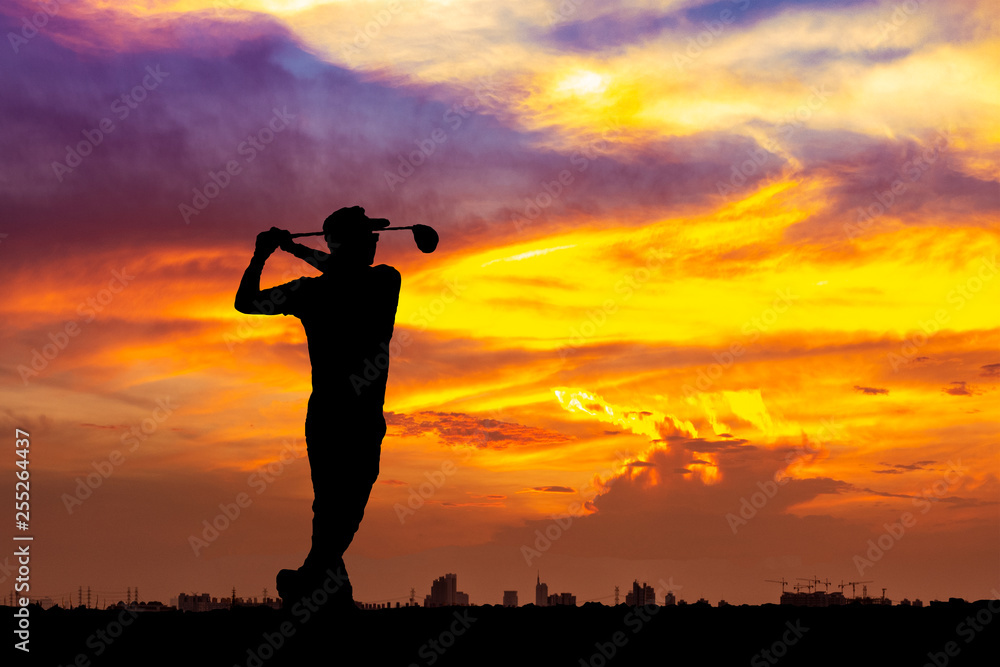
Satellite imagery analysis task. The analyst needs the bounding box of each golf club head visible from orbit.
[411,224,439,253]
[292,223,439,253]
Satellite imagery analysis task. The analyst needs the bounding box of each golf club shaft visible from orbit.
[289,226,414,238]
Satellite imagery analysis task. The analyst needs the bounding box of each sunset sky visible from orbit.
[1,0,997,608]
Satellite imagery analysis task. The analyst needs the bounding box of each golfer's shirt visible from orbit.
[272,264,401,410]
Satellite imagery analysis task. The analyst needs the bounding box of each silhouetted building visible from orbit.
[779,590,848,607]
[503,591,518,607]
[176,593,280,611]
[625,581,656,606]
[547,592,576,606]
[535,573,548,607]
[124,600,172,612]
[177,593,212,612]
[424,573,469,607]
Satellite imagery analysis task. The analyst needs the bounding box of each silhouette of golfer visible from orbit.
[235,206,400,614]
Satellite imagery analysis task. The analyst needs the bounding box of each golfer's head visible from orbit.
[323,206,379,265]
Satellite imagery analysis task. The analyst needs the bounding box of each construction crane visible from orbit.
[797,576,832,592]
[847,580,872,599]
[765,578,789,592]
[796,577,818,592]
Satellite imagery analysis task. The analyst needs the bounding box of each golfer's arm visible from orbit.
[234,255,271,314]
[285,242,330,271]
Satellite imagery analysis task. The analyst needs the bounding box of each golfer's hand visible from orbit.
[254,228,282,258]
[272,228,295,252]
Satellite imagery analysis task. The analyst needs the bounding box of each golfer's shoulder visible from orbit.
[371,264,401,285]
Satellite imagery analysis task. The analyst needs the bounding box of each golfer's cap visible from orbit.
[323,206,390,240]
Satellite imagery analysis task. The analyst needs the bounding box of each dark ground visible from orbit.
[10,600,1000,666]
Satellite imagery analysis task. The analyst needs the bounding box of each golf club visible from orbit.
[290,224,439,253]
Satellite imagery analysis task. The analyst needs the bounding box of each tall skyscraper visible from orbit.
[424,573,469,607]
[503,590,518,607]
[535,572,548,607]
[625,580,656,606]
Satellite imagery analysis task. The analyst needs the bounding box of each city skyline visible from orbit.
[17,569,960,611]
[1,0,998,611]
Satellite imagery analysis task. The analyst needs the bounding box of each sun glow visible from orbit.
[557,70,609,97]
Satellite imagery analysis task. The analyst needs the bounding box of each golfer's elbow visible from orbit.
[234,291,262,314]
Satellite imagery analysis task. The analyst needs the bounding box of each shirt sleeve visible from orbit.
[269,277,310,317]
